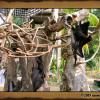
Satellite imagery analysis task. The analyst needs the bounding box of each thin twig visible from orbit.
[15,31,26,52]
[32,26,45,42]
[30,26,45,51]
[6,9,14,22]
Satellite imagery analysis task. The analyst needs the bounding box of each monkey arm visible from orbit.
[72,28,87,40]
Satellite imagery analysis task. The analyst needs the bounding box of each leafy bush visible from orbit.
[13,16,24,26]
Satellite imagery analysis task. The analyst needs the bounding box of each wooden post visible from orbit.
[52,9,61,83]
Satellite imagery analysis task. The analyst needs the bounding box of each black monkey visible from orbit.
[72,21,92,64]
[31,56,45,91]
[64,14,92,64]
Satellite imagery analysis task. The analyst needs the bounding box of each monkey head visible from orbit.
[64,14,77,27]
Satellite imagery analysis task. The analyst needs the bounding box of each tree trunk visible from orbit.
[60,36,75,91]
[4,57,17,91]
[19,57,32,91]
[60,35,90,91]
[60,9,90,91]
[52,9,62,83]
[73,56,90,91]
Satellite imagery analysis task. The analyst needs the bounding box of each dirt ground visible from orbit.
[50,85,60,91]
[0,78,99,91]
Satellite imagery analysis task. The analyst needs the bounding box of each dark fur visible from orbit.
[72,21,92,64]
[31,56,45,91]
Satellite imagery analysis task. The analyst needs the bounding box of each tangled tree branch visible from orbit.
[0,19,70,58]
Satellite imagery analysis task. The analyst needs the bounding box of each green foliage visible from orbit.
[85,34,100,69]
[13,16,24,26]
[63,9,78,14]
[83,44,89,55]
[84,11,100,70]
[87,61,96,69]
[50,58,57,74]
[59,58,66,74]
[49,58,66,82]
[90,9,100,18]
[94,74,100,79]
[88,13,99,26]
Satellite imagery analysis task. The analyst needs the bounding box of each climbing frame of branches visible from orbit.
[0,23,52,58]
[0,10,69,58]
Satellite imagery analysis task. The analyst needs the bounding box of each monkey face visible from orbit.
[66,16,73,25]
[64,14,73,26]
[64,14,77,28]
